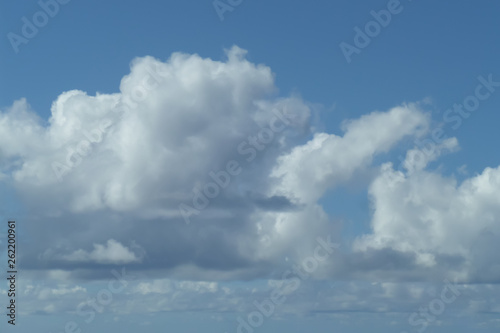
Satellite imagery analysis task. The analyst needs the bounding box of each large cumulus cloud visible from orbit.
[0,46,498,290]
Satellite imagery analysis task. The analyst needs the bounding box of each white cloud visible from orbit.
[355,145,500,278]
[1,46,309,216]
[62,239,142,264]
[0,46,498,287]
[270,104,429,204]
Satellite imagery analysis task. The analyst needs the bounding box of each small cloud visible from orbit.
[62,239,142,264]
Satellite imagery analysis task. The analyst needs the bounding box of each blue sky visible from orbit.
[1,0,500,332]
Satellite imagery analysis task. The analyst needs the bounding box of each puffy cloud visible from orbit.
[0,46,322,279]
[60,239,142,264]
[0,46,497,289]
[269,105,429,204]
[355,140,500,281]
[2,47,309,218]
